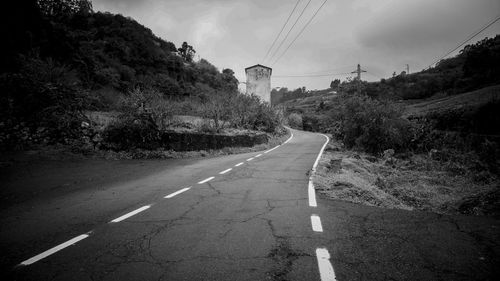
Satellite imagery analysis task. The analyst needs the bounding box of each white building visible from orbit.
[245,64,272,103]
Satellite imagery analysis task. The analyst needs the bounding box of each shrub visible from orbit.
[252,103,282,133]
[287,113,303,129]
[337,95,411,153]
[102,113,160,150]
[0,56,88,149]
[302,114,321,131]
[119,87,174,131]
[224,93,283,133]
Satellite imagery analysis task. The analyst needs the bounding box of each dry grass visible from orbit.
[402,85,500,118]
[313,141,499,216]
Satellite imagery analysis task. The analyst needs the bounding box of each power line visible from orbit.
[271,0,329,66]
[266,0,313,64]
[273,65,352,77]
[428,14,500,68]
[273,71,351,78]
[262,0,301,63]
[293,65,353,75]
[365,71,380,79]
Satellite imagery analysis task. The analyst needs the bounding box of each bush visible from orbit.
[119,87,174,131]
[302,114,321,131]
[336,95,411,153]
[287,113,303,129]
[223,93,283,133]
[0,56,88,149]
[252,103,282,133]
[102,113,160,150]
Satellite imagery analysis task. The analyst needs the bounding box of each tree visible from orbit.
[178,42,196,62]
[330,79,340,90]
[221,68,238,92]
[38,0,93,19]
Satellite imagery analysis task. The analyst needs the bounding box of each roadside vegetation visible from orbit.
[0,0,285,158]
[279,35,500,216]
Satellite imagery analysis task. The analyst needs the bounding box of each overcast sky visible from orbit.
[93,0,500,91]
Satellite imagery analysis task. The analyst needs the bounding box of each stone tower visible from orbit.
[245,64,272,103]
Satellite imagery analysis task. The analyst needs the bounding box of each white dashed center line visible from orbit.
[110,205,151,223]
[316,248,336,281]
[308,181,317,207]
[198,176,215,184]
[311,215,323,232]
[247,157,254,161]
[255,154,262,158]
[235,162,244,167]
[164,187,191,198]
[19,233,91,266]
[219,168,232,174]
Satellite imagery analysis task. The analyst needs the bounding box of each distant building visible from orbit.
[245,64,272,104]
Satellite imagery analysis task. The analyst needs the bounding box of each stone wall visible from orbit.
[160,131,269,151]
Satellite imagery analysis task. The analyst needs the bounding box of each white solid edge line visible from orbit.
[19,233,91,266]
[164,187,191,198]
[235,162,244,167]
[255,154,262,158]
[219,168,232,174]
[198,176,215,184]
[311,214,323,232]
[283,133,294,144]
[316,248,337,281]
[247,157,254,161]
[110,205,151,223]
[313,134,330,172]
[264,145,280,154]
[308,134,330,207]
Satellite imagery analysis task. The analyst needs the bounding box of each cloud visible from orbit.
[356,0,499,51]
[92,0,500,90]
[190,10,225,51]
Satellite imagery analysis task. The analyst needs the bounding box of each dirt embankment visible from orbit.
[313,141,500,216]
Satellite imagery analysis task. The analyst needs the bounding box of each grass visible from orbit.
[402,85,500,118]
[313,140,499,216]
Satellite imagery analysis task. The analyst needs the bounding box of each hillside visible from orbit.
[282,84,500,121]
[0,0,283,154]
[279,37,500,216]
[402,85,500,118]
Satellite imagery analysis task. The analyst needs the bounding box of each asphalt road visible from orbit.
[1,129,499,280]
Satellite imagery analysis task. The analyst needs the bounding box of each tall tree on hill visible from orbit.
[178,42,196,62]
[330,79,340,90]
[1,0,45,72]
[222,68,238,92]
[38,0,93,19]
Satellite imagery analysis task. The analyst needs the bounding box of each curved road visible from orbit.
[1,129,499,280]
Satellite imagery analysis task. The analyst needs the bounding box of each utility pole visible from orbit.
[351,63,367,81]
[406,64,410,74]
[351,64,366,94]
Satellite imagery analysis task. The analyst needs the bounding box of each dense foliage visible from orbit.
[346,35,500,100]
[333,95,411,153]
[1,0,283,150]
[271,86,314,105]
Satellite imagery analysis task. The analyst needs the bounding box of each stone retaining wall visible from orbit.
[160,131,268,151]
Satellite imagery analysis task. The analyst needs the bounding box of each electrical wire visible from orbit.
[428,14,500,68]
[262,0,301,63]
[273,71,351,78]
[271,0,329,66]
[291,65,353,75]
[266,0,313,64]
